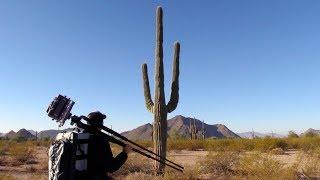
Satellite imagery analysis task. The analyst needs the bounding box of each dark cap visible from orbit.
[87,111,106,126]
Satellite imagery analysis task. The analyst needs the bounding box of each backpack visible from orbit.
[48,130,90,180]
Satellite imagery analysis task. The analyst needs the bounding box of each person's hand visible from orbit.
[123,144,132,154]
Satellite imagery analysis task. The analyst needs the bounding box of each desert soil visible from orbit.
[0,148,299,179]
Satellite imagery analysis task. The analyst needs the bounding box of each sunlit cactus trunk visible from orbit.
[141,6,180,174]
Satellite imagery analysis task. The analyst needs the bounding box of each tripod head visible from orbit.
[46,95,75,127]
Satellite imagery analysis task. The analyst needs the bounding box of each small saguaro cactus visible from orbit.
[200,120,206,139]
[142,6,181,174]
[251,129,256,139]
[188,118,199,140]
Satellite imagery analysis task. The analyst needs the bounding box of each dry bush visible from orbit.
[0,143,9,156]
[113,152,154,176]
[26,165,37,173]
[162,169,198,180]
[134,140,153,149]
[0,173,15,180]
[114,151,198,179]
[197,151,240,176]
[29,174,47,180]
[270,148,285,155]
[122,168,198,180]
[34,139,52,147]
[122,172,157,180]
[168,139,205,151]
[298,148,320,178]
[0,156,6,166]
[9,144,36,165]
[238,152,296,179]
[133,136,320,153]
[286,137,320,152]
[253,138,289,152]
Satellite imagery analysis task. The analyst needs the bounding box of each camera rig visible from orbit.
[46,94,184,173]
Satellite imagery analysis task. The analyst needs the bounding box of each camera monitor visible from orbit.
[47,95,75,126]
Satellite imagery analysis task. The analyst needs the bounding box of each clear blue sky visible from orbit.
[0,1,320,134]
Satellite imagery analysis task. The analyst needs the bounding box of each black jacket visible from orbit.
[87,134,128,176]
[74,121,128,179]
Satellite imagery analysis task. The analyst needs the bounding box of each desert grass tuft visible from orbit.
[238,152,297,179]
[197,151,240,176]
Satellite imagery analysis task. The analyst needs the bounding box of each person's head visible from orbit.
[87,111,106,127]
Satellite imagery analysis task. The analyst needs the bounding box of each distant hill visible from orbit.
[5,130,17,139]
[237,131,285,138]
[17,129,36,139]
[27,130,37,136]
[4,129,36,139]
[301,128,320,136]
[121,115,240,141]
[37,128,73,139]
[2,128,73,139]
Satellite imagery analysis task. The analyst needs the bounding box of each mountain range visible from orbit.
[1,128,73,139]
[237,131,285,138]
[4,129,36,139]
[121,115,240,140]
[0,115,240,140]
[0,115,318,140]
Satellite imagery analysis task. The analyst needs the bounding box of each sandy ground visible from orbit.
[169,149,300,167]
[0,148,301,179]
[168,150,209,167]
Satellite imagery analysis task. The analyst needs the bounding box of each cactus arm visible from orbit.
[155,6,165,104]
[142,64,154,112]
[167,42,180,113]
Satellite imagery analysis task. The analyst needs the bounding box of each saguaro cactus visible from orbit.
[142,6,180,174]
[200,121,206,139]
[188,118,199,140]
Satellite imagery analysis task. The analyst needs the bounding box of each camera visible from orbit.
[47,95,75,126]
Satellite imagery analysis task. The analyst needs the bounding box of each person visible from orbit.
[76,111,131,180]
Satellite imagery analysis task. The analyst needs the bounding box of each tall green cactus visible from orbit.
[142,6,180,174]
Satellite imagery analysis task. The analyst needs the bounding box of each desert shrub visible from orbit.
[168,139,205,151]
[122,168,199,180]
[12,136,28,142]
[10,144,36,164]
[29,174,47,180]
[197,151,240,175]
[168,130,188,140]
[270,148,285,155]
[0,156,6,166]
[274,139,289,150]
[288,131,299,138]
[0,173,15,180]
[123,172,157,180]
[162,168,199,180]
[254,138,288,152]
[238,152,296,179]
[134,140,152,149]
[304,131,319,138]
[298,148,320,178]
[26,165,37,173]
[0,143,9,156]
[114,152,153,176]
[286,136,320,151]
[133,136,320,153]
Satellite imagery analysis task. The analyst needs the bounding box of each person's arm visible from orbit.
[108,145,131,173]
